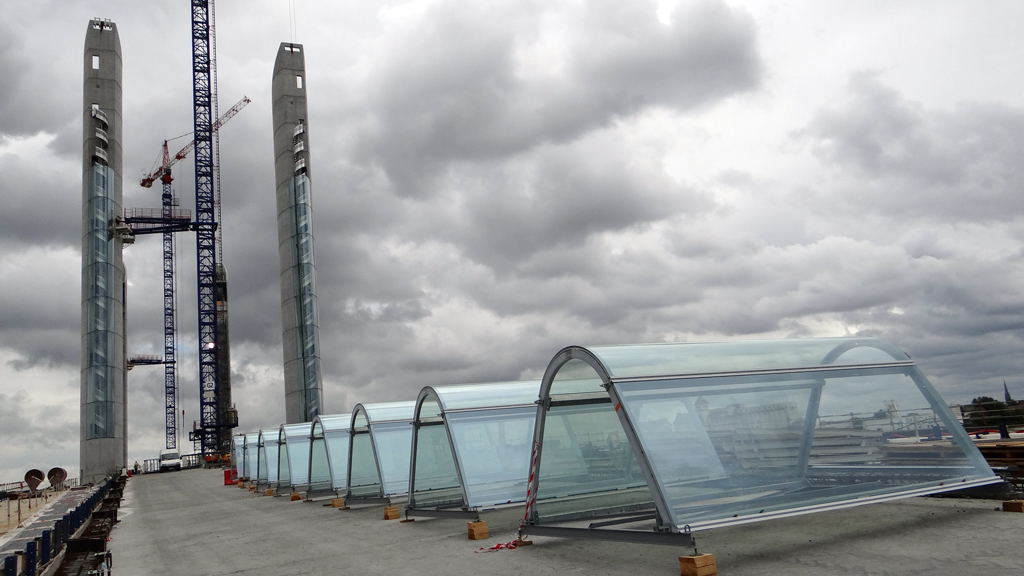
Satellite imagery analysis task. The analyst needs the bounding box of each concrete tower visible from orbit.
[272,43,324,423]
[81,18,127,483]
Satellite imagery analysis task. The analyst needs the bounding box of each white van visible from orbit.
[159,449,182,472]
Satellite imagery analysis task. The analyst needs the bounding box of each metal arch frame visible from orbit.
[275,431,291,488]
[522,346,680,536]
[256,429,280,489]
[242,432,259,481]
[819,338,909,365]
[231,434,245,479]
[407,387,474,518]
[307,416,351,497]
[520,339,998,547]
[344,404,389,503]
[278,422,313,492]
[307,419,329,494]
[311,415,354,492]
[521,346,696,546]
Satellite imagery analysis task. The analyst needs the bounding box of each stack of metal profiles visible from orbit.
[307,414,352,497]
[346,402,417,503]
[518,337,1000,546]
[407,381,541,519]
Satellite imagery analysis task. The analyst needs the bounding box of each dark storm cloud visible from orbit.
[801,72,1024,222]
[441,131,713,269]
[0,390,76,450]
[348,0,761,197]
[0,134,81,250]
[0,15,77,138]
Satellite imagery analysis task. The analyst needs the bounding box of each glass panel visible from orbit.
[591,338,909,380]
[317,414,351,432]
[353,412,368,428]
[265,440,280,484]
[289,175,322,421]
[233,436,245,478]
[614,364,995,530]
[244,434,260,479]
[309,437,331,491]
[534,402,651,522]
[325,430,351,490]
[419,398,442,419]
[278,443,290,487]
[287,438,311,486]
[349,432,381,497]
[550,359,605,396]
[372,422,414,496]
[446,407,536,508]
[412,424,461,508]
[84,164,119,440]
[363,401,416,423]
[433,381,541,411]
[258,445,268,483]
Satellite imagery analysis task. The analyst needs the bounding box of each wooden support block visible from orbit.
[516,539,533,546]
[249,485,256,492]
[237,481,245,488]
[467,520,490,540]
[679,554,716,576]
[400,518,416,523]
[1002,500,1024,513]
[331,498,346,508]
[383,505,400,520]
[264,488,274,496]
[290,493,302,501]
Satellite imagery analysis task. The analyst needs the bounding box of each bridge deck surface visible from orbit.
[109,468,1023,575]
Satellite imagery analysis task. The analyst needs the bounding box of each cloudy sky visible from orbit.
[2,0,1023,481]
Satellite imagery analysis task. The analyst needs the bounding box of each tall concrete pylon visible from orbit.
[272,43,324,423]
[81,18,128,483]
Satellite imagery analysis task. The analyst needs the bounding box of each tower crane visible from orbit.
[126,94,250,452]
[140,96,251,189]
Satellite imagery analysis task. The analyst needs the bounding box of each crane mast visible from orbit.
[191,0,220,457]
[128,93,248,453]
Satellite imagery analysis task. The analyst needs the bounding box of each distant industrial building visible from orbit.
[272,42,324,423]
[81,18,129,483]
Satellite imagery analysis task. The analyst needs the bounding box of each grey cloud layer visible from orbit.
[345,0,761,197]
[803,72,1024,222]
[1,1,1022,474]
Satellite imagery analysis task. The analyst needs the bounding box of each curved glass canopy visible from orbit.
[408,381,541,517]
[521,338,999,544]
[347,401,416,500]
[278,422,313,491]
[242,432,260,481]
[256,429,280,488]
[309,413,352,495]
[231,434,246,480]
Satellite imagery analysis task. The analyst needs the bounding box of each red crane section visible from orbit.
[140,95,252,188]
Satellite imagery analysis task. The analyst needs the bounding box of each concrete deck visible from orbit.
[110,469,1024,575]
